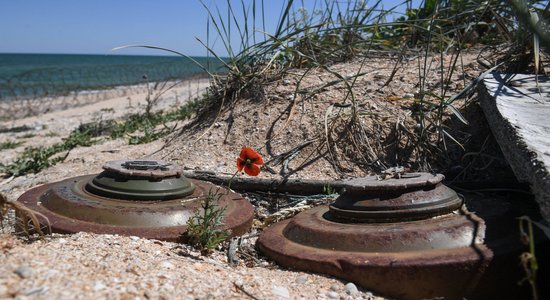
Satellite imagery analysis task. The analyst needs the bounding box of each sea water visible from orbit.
[0,53,223,100]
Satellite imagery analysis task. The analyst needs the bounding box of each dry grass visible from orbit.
[0,192,51,238]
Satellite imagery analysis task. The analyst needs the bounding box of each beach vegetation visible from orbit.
[111,95,205,144]
[0,126,99,176]
[45,131,60,137]
[18,133,36,139]
[1,94,206,177]
[0,140,22,150]
[185,187,231,255]
[186,147,263,255]
[1,192,51,239]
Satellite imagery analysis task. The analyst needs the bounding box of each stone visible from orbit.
[295,275,307,284]
[327,291,340,299]
[14,266,34,279]
[25,286,48,296]
[0,284,8,297]
[160,260,175,269]
[93,281,106,292]
[344,282,358,295]
[234,279,244,287]
[272,285,290,299]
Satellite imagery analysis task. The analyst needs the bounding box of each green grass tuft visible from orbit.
[0,140,22,150]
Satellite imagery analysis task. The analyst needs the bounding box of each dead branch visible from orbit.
[182,170,346,195]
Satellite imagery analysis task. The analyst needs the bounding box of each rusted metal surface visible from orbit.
[330,174,462,222]
[257,173,515,299]
[17,168,253,241]
[344,172,444,191]
[258,205,492,299]
[283,206,484,252]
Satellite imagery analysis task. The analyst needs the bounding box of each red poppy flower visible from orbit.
[237,147,263,176]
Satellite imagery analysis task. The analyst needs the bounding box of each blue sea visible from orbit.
[0,53,223,100]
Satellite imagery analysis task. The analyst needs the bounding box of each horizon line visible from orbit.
[0,51,217,58]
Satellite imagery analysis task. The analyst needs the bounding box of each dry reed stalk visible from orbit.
[0,193,51,239]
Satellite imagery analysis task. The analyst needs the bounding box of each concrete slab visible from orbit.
[479,73,550,222]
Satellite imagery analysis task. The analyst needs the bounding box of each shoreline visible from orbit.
[0,73,212,120]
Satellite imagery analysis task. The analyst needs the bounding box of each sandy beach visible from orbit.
[0,77,210,166]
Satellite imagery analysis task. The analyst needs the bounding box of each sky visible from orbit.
[0,0,416,57]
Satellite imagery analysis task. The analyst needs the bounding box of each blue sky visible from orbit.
[0,0,416,56]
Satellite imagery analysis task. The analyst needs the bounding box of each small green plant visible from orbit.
[19,133,36,139]
[323,182,334,195]
[45,131,59,137]
[518,216,540,300]
[2,96,206,177]
[186,188,231,255]
[186,147,264,255]
[0,126,98,177]
[111,96,206,144]
[0,146,64,176]
[0,140,22,150]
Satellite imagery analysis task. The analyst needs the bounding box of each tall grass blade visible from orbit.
[531,10,540,75]
[111,45,214,77]
[275,0,294,38]
[446,103,469,125]
[442,128,465,151]
[445,62,505,105]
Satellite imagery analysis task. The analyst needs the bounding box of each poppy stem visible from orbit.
[227,170,240,191]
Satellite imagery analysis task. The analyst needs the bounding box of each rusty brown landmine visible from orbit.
[256,173,539,299]
[17,177,253,241]
[258,206,494,300]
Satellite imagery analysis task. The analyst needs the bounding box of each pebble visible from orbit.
[257,200,269,207]
[344,282,358,295]
[160,260,175,269]
[0,285,8,297]
[14,266,34,279]
[295,275,308,284]
[327,291,340,299]
[129,236,140,241]
[193,263,203,272]
[144,290,160,299]
[330,284,339,291]
[93,281,106,292]
[234,279,244,287]
[272,285,290,299]
[403,93,415,98]
[25,286,48,296]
